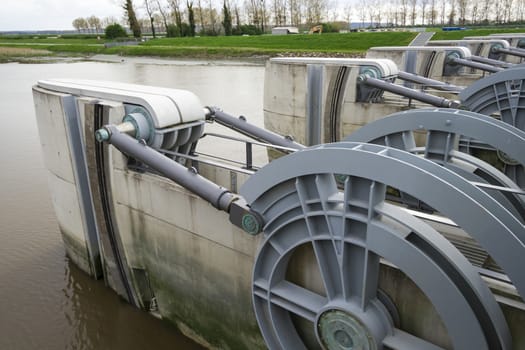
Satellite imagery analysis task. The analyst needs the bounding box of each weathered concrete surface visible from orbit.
[33,88,98,276]
[34,80,525,349]
[264,59,417,144]
[110,157,265,349]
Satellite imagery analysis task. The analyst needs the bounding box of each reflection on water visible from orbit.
[62,259,205,350]
[0,58,264,349]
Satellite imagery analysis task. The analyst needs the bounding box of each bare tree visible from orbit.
[447,0,456,24]
[169,0,184,35]
[385,0,398,26]
[440,0,446,24]
[400,0,408,25]
[233,1,242,29]
[87,15,102,33]
[208,0,218,34]
[517,0,525,22]
[187,0,196,36]
[72,18,86,33]
[144,0,157,37]
[428,0,437,24]
[102,16,119,28]
[342,3,352,24]
[495,0,505,23]
[373,0,382,26]
[358,0,367,27]
[155,0,170,31]
[409,0,417,25]
[470,0,479,23]
[305,0,325,25]
[288,0,302,27]
[503,0,514,22]
[273,0,287,25]
[457,0,468,24]
[480,0,490,23]
[196,0,206,32]
[420,0,429,24]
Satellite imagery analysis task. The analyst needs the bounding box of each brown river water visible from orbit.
[0,56,265,350]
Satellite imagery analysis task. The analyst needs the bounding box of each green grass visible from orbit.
[141,32,416,52]
[0,32,416,58]
[429,27,525,40]
[1,28,525,59]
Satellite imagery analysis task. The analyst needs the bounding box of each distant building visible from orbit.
[271,27,299,35]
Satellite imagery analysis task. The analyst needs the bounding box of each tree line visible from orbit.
[73,0,525,38]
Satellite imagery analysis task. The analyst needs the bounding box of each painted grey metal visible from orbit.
[242,142,515,349]
[470,55,514,68]
[403,51,417,89]
[497,47,525,59]
[306,64,324,146]
[344,108,525,216]
[63,95,102,277]
[100,125,236,211]
[459,68,525,188]
[359,76,461,108]
[205,107,304,151]
[459,67,525,131]
[397,71,463,92]
[448,57,504,73]
[97,124,263,234]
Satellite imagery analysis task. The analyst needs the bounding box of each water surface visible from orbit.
[0,57,265,350]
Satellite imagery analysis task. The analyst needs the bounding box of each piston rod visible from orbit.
[359,76,461,108]
[448,57,504,73]
[99,125,236,211]
[398,71,463,92]
[496,47,525,59]
[205,107,305,151]
[95,124,264,234]
[470,55,514,68]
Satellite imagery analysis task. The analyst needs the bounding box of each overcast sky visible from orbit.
[1,0,123,31]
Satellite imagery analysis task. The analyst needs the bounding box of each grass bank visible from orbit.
[0,46,52,63]
[1,27,525,60]
[0,32,416,58]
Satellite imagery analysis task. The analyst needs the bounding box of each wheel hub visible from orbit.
[317,310,377,350]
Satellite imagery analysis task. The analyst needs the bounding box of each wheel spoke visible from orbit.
[342,243,380,309]
[340,177,384,307]
[424,130,456,162]
[295,175,343,300]
[503,163,525,190]
[268,281,327,322]
[311,240,343,301]
[383,328,445,350]
[383,131,416,151]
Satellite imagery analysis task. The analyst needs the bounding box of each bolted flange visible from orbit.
[317,310,377,350]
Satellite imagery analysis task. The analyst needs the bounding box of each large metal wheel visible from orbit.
[459,67,525,131]
[459,67,525,187]
[240,143,523,350]
[344,108,525,220]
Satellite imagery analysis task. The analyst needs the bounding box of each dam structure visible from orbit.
[33,51,525,348]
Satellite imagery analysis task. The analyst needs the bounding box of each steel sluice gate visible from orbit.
[33,57,525,350]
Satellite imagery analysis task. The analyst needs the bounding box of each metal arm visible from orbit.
[496,47,525,59]
[204,107,305,151]
[470,55,514,68]
[359,75,461,108]
[96,124,264,234]
[447,57,504,73]
[397,71,463,92]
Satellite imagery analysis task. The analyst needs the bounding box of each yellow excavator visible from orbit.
[308,24,323,34]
